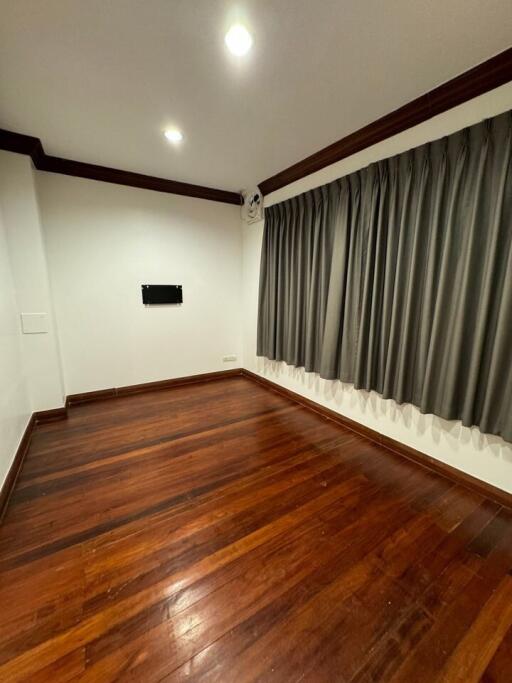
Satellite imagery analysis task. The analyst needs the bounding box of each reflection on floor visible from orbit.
[0,376,511,681]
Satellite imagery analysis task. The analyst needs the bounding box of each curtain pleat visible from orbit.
[257,110,512,442]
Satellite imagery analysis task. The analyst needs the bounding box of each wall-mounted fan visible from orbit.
[241,188,264,224]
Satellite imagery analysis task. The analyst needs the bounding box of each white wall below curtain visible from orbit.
[242,82,512,494]
[37,173,243,395]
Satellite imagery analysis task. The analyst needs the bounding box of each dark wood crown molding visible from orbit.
[0,129,241,205]
[259,47,512,196]
[2,49,511,202]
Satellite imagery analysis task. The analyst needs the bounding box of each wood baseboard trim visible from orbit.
[241,369,512,509]
[1,369,243,522]
[65,388,117,406]
[6,368,507,527]
[0,415,36,523]
[66,369,243,406]
[34,407,68,424]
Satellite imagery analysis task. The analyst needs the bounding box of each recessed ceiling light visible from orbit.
[225,24,252,56]
[164,129,183,143]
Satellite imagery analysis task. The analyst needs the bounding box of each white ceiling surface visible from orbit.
[1,1,511,192]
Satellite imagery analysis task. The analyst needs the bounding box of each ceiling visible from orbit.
[0,1,511,193]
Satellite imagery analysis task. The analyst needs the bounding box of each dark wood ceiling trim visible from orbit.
[259,47,512,196]
[0,129,241,205]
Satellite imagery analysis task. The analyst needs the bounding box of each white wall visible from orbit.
[37,173,242,395]
[243,82,512,494]
[0,202,31,490]
[0,151,65,414]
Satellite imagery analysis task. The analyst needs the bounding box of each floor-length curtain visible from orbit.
[257,110,512,442]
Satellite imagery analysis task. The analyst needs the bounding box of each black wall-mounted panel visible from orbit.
[142,284,183,304]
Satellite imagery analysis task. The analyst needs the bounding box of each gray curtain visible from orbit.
[257,110,512,442]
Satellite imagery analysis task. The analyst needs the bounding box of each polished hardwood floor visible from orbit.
[0,375,511,682]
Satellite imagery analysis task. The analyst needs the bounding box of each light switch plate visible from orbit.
[21,313,48,334]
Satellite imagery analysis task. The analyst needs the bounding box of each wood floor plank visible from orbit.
[480,623,512,682]
[436,575,512,682]
[0,376,510,682]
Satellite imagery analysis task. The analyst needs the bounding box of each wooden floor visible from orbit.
[0,376,511,682]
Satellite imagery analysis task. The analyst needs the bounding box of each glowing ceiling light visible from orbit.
[225,24,252,56]
[164,129,183,143]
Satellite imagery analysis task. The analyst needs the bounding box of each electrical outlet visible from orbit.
[223,355,237,362]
